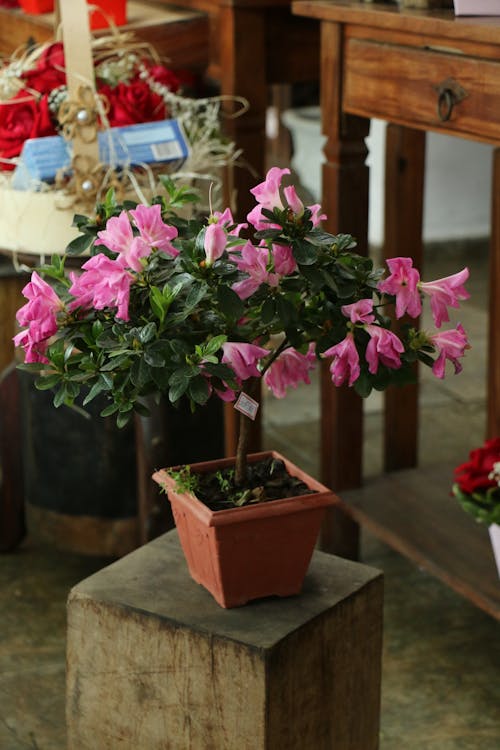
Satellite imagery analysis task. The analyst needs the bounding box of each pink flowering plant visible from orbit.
[15,166,470,486]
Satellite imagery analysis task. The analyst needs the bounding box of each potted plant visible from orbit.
[452,438,500,578]
[14,166,470,606]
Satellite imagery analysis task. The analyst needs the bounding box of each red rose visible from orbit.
[148,64,181,93]
[454,437,500,494]
[98,80,166,128]
[0,92,57,170]
[21,43,67,95]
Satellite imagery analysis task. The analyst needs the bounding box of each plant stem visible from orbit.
[235,410,251,486]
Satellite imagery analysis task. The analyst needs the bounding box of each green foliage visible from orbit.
[167,465,200,495]
[452,484,500,526]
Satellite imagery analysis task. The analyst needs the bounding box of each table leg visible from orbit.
[487,148,500,437]
[318,22,369,557]
[383,125,425,471]
[218,6,268,218]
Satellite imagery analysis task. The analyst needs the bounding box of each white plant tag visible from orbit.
[234,392,259,421]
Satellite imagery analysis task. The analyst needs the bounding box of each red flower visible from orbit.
[0,92,56,169]
[21,42,67,95]
[148,64,181,93]
[99,80,167,127]
[454,438,500,494]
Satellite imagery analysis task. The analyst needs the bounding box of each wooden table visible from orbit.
[0,1,209,71]
[148,0,320,217]
[293,0,500,620]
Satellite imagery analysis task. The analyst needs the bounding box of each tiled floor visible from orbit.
[1,243,499,748]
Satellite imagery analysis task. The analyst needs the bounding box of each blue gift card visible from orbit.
[11,119,190,190]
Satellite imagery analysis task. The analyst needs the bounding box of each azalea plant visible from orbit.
[452,439,500,526]
[14,166,470,488]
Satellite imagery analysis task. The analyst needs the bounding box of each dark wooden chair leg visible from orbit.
[383,125,425,472]
[0,362,25,552]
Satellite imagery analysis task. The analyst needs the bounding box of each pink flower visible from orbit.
[264,344,316,398]
[250,166,290,209]
[69,255,134,321]
[247,167,290,231]
[272,243,297,275]
[221,342,268,382]
[213,207,247,237]
[419,267,470,328]
[232,242,280,299]
[283,185,304,215]
[308,204,327,227]
[96,211,151,272]
[322,334,360,387]
[204,222,227,265]
[129,204,179,258]
[364,325,404,374]
[14,272,63,363]
[378,257,422,319]
[341,299,375,324]
[428,323,469,379]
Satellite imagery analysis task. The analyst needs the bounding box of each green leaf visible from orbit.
[203,334,227,356]
[65,233,94,256]
[217,285,244,320]
[100,403,119,417]
[130,357,151,389]
[261,297,276,324]
[34,374,61,391]
[185,282,207,309]
[139,322,157,344]
[169,378,189,403]
[292,240,317,266]
[275,296,296,328]
[117,410,133,429]
[144,346,165,367]
[188,375,210,405]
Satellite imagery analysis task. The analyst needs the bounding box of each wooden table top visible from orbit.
[293,0,500,44]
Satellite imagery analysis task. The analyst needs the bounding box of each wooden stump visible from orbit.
[67,530,383,749]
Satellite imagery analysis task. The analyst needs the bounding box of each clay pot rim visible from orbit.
[152,450,338,528]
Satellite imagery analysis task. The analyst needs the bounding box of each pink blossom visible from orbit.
[96,210,151,272]
[204,222,227,265]
[213,207,247,236]
[419,267,470,328]
[14,272,63,363]
[69,255,134,321]
[246,204,281,232]
[263,344,316,398]
[377,257,422,319]
[322,334,360,387]
[221,342,268,382]
[283,185,304,215]
[308,204,327,227]
[428,323,469,379]
[13,327,50,364]
[232,241,280,299]
[247,167,290,231]
[272,243,297,275]
[250,166,290,209]
[364,325,404,374]
[129,204,179,258]
[341,299,375,324]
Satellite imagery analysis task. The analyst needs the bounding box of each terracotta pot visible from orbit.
[152,450,337,608]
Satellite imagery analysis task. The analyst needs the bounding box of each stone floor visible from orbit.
[1,245,499,749]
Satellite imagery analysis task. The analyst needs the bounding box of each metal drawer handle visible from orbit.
[434,78,468,123]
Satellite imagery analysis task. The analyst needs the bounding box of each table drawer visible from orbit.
[343,38,500,143]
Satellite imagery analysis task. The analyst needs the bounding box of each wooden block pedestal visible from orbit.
[67,530,383,749]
